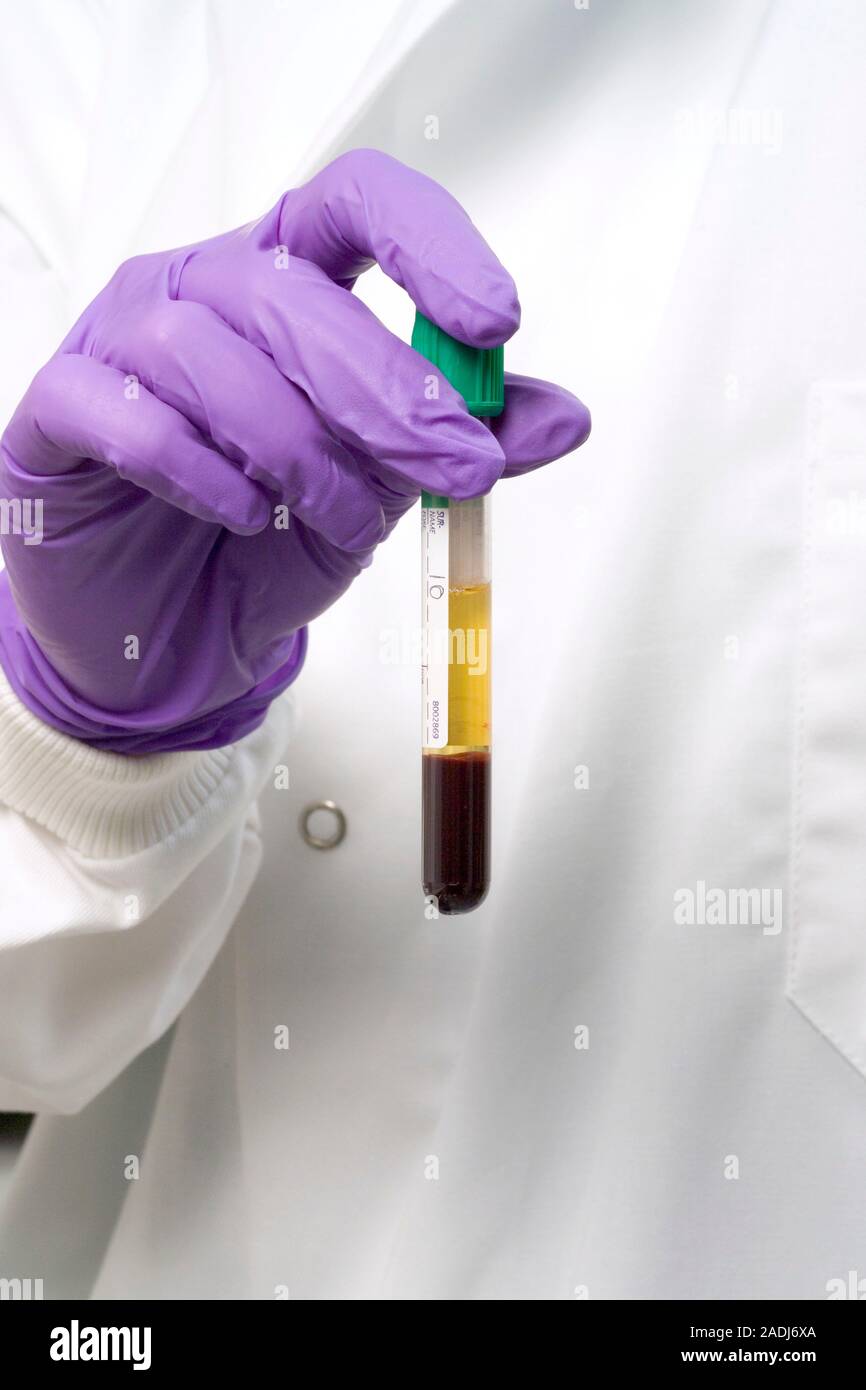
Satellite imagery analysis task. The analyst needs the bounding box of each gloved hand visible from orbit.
[0,149,590,752]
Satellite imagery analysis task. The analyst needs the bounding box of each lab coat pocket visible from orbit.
[789,382,866,1078]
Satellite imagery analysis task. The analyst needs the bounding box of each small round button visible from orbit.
[299,800,347,850]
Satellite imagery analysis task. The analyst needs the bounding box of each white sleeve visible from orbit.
[0,671,295,1114]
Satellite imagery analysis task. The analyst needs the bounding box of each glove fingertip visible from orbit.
[567,398,592,452]
[223,493,273,536]
[338,503,387,553]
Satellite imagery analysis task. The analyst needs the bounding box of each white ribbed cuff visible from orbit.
[0,669,266,859]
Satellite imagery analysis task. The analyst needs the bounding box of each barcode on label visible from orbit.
[422,504,449,749]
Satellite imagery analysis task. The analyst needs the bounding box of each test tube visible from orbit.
[415,313,504,914]
[421,491,491,911]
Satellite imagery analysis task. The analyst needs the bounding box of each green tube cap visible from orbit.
[411,311,505,419]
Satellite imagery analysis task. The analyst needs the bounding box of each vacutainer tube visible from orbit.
[414,312,503,914]
[422,492,491,912]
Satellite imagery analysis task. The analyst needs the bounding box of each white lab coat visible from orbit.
[1,0,865,1300]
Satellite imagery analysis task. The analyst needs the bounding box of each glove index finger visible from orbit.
[6,354,272,535]
[178,251,506,502]
[272,149,521,349]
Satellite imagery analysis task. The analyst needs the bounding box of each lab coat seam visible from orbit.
[786,385,818,1002]
[785,381,866,1080]
[785,983,866,1076]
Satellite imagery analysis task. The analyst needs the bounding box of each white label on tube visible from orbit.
[422,503,449,749]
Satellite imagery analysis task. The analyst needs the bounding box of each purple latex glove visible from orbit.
[0,150,590,753]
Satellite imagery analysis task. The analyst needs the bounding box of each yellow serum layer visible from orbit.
[440,581,491,753]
